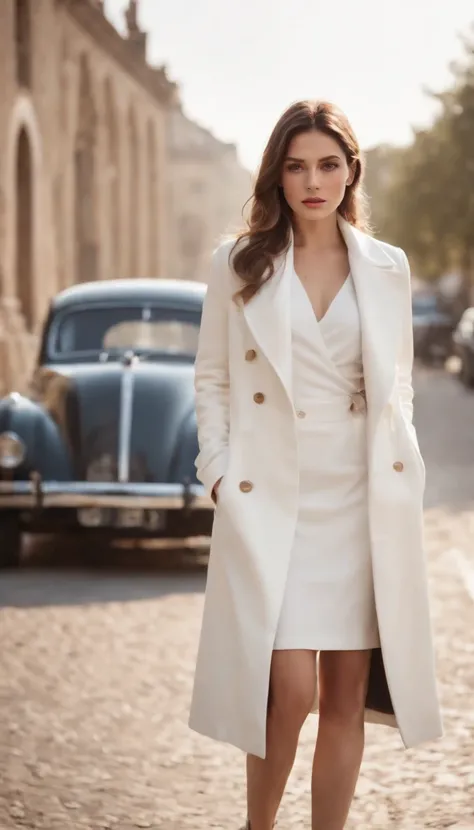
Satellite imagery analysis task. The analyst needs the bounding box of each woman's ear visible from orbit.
[346,162,357,187]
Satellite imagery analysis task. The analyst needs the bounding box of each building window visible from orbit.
[15,0,31,88]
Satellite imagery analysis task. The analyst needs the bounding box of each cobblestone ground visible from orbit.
[1,365,474,829]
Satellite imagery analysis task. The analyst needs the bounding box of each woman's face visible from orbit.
[280,129,355,223]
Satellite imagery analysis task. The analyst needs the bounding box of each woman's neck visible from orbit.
[292,213,343,253]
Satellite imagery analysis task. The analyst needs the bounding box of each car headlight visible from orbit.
[0,431,26,469]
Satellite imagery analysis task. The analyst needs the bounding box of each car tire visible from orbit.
[0,514,22,568]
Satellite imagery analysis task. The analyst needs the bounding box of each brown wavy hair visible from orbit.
[232,100,370,303]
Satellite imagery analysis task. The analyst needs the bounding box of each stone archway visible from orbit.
[3,95,42,392]
[146,119,158,275]
[15,127,34,330]
[104,78,120,279]
[75,53,98,283]
[127,104,139,276]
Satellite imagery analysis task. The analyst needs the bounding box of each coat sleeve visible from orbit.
[398,248,415,424]
[194,243,231,496]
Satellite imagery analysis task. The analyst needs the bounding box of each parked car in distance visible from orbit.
[412,292,455,364]
[0,279,214,567]
[453,307,474,388]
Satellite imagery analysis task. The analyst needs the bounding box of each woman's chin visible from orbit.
[292,204,335,221]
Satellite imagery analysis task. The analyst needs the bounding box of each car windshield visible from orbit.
[49,304,201,362]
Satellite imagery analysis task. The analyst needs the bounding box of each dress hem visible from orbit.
[273,638,380,651]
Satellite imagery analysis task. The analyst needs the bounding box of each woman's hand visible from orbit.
[211,477,223,504]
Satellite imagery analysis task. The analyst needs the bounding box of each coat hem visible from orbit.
[190,709,399,760]
[189,708,442,760]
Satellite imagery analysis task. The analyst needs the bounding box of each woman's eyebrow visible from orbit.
[284,154,341,162]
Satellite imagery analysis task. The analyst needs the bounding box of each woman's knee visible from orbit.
[268,649,316,731]
[318,650,370,726]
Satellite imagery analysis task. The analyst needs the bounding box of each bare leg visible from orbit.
[311,649,371,830]
[246,649,317,830]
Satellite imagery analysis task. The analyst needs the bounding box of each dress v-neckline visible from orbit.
[293,268,351,326]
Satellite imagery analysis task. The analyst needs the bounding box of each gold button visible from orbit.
[297,410,306,419]
[393,461,404,472]
[253,392,265,404]
[245,349,257,362]
[239,480,253,493]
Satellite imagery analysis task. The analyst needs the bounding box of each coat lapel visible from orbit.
[241,218,405,422]
[338,217,405,424]
[242,236,293,401]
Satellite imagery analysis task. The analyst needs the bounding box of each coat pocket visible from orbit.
[214,473,234,514]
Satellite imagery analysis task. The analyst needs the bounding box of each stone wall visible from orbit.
[0,0,251,394]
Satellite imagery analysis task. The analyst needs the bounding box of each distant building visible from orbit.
[0,0,251,395]
[167,107,252,281]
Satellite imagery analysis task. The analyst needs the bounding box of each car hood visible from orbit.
[31,360,196,483]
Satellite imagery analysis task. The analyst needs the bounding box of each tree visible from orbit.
[367,23,474,293]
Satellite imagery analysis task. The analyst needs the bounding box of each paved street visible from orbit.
[1,365,474,829]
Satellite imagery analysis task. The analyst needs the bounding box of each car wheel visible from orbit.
[0,514,22,568]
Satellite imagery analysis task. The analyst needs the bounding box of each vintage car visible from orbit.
[453,306,474,388]
[412,291,455,364]
[0,279,214,567]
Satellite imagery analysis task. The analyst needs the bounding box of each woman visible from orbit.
[189,100,442,830]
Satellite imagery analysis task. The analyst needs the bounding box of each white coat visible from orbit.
[188,215,443,759]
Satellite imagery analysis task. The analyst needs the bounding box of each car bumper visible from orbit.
[0,480,213,511]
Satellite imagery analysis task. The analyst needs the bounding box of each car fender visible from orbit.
[0,394,73,480]
[170,407,200,484]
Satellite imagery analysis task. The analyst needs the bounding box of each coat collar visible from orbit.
[241,215,405,424]
[337,215,399,271]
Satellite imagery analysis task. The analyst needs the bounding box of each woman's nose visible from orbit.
[306,169,321,190]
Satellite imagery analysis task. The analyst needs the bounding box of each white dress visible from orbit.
[274,266,380,651]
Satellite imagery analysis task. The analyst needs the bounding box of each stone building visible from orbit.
[167,107,252,282]
[0,0,251,395]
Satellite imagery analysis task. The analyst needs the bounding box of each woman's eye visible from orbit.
[287,163,302,172]
[322,162,339,171]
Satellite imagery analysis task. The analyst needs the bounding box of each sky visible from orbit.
[104,0,474,172]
